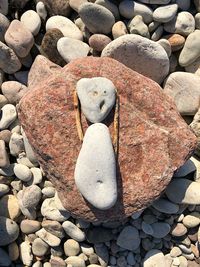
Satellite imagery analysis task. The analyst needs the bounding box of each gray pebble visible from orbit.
[0,0,8,15]
[117,226,140,251]
[95,0,120,20]
[66,256,86,267]
[22,185,42,209]
[0,104,17,130]
[42,220,65,239]
[0,216,19,246]
[128,15,150,38]
[176,0,190,10]
[32,237,49,256]
[62,221,86,242]
[151,25,163,41]
[0,140,10,167]
[0,248,11,266]
[79,3,115,34]
[14,163,32,182]
[157,39,171,57]
[174,159,196,177]
[152,198,179,214]
[0,94,8,109]
[30,167,43,184]
[20,10,41,36]
[20,220,41,234]
[0,183,9,197]
[195,13,200,29]
[9,132,24,156]
[153,4,178,23]
[0,13,10,42]
[151,222,171,238]
[36,228,61,247]
[42,186,55,197]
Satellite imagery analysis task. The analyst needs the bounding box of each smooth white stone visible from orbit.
[75,123,117,210]
[13,163,32,182]
[153,4,178,23]
[20,10,41,36]
[57,37,90,63]
[0,104,17,130]
[36,1,47,21]
[76,77,116,123]
[46,15,83,40]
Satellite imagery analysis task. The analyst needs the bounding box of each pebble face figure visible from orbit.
[74,77,118,210]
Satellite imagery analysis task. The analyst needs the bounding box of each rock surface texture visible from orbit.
[18,57,197,222]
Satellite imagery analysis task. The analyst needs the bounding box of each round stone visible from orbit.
[157,39,171,57]
[64,239,80,256]
[46,15,83,40]
[128,15,150,38]
[22,185,42,209]
[62,221,86,242]
[39,0,71,17]
[57,37,90,63]
[32,237,49,256]
[117,226,140,251]
[182,212,200,228]
[171,223,187,237]
[144,249,165,267]
[65,256,86,267]
[20,10,41,36]
[13,163,32,182]
[165,33,185,52]
[153,4,178,23]
[1,81,28,104]
[151,222,171,238]
[78,3,115,34]
[95,0,119,20]
[0,216,19,246]
[36,1,47,20]
[8,242,19,261]
[112,21,128,39]
[89,34,111,52]
[101,34,169,84]
[20,220,41,234]
[0,195,21,220]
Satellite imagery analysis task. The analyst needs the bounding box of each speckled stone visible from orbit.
[18,57,197,222]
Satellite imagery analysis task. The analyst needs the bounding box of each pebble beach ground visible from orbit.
[0,0,200,266]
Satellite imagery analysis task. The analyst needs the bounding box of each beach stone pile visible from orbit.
[0,0,199,266]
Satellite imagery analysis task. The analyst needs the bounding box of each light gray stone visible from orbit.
[9,132,24,156]
[32,238,49,256]
[95,0,119,20]
[163,72,200,115]
[22,185,42,209]
[36,228,61,247]
[30,167,43,184]
[152,198,179,214]
[151,25,163,41]
[119,0,153,24]
[42,186,55,197]
[21,128,38,165]
[20,241,33,266]
[166,178,200,204]
[57,37,90,63]
[0,184,9,197]
[164,11,195,36]
[101,34,169,84]
[0,104,17,130]
[17,190,36,220]
[20,220,41,234]
[0,216,19,246]
[157,39,171,57]
[153,4,178,23]
[0,248,11,266]
[76,77,116,123]
[75,123,117,210]
[117,226,140,251]
[151,222,171,238]
[64,239,80,256]
[36,1,47,20]
[182,212,200,228]
[143,249,165,267]
[0,13,10,42]
[46,15,83,40]
[66,256,86,267]
[14,163,32,182]
[0,42,21,74]
[128,15,150,38]
[62,221,86,242]
[79,3,115,34]
[41,197,70,222]
[20,10,41,36]
[179,30,200,67]
[0,140,10,167]
[195,13,200,29]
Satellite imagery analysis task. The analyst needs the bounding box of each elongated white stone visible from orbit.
[75,123,117,210]
[76,77,116,123]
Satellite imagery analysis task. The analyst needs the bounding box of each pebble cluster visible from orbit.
[0,0,200,266]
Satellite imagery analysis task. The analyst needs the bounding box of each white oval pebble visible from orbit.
[13,163,32,182]
[75,123,117,210]
[62,221,86,242]
[0,104,17,130]
[153,4,178,23]
[57,37,90,63]
[36,1,47,21]
[20,10,41,36]
[46,15,83,40]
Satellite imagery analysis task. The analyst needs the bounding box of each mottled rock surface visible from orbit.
[18,57,196,222]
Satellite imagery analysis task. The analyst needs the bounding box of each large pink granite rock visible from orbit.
[18,57,197,222]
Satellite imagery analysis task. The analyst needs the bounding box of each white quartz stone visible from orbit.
[76,77,116,123]
[75,123,117,210]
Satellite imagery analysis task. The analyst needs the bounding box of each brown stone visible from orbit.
[40,29,66,67]
[35,0,71,16]
[89,34,112,52]
[18,57,197,222]
[164,34,185,52]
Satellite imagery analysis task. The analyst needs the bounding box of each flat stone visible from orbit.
[64,239,80,256]
[0,42,21,74]
[76,77,116,123]
[32,238,49,256]
[18,57,197,222]
[163,72,200,115]
[179,30,200,67]
[28,55,61,89]
[5,20,34,58]
[36,228,61,247]
[164,11,195,36]
[62,221,86,242]
[128,15,150,38]
[13,163,32,182]
[41,197,70,222]
[79,3,115,34]
[0,248,11,266]
[171,223,187,237]
[166,178,200,204]
[119,0,153,24]
[0,13,10,42]
[153,4,178,23]
[2,81,28,104]
[117,226,140,251]
[101,34,169,84]
[20,10,41,36]
[46,15,83,40]
[89,34,111,52]
[0,104,17,130]
[20,220,41,234]
[151,222,171,238]
[75,123,117,209]
[0,195,21,220]
[0,216,19,246]
[40,29,66,66]
[183,212,200,228]
[57,37,90,63]
[0,140,10,167]
[173,159,196,177]
[152,198,179,214]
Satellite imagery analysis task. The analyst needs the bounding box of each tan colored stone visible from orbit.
[0,195,21,220]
